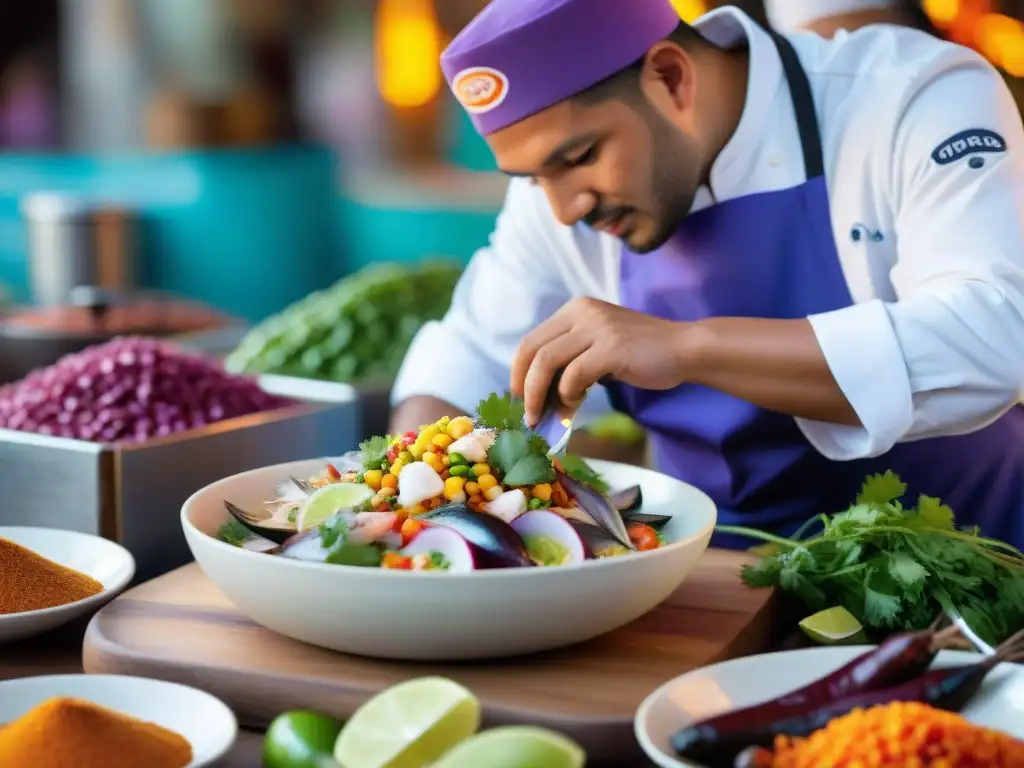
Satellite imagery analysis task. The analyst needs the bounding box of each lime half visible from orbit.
[333,677,480,768]
[433,727,586,768]
[800,606,868,645]
[297,482,374,531]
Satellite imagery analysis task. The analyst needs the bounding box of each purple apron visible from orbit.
[609,32,1024,550]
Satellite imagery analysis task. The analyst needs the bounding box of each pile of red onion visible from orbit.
[0,337,294,444]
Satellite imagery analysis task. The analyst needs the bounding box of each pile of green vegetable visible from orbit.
[224,260,463,385]
[720,471,1024,647]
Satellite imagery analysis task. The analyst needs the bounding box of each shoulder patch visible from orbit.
[931,129,1007,165]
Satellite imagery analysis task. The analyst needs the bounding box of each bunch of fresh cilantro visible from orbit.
[718,471,1024,646]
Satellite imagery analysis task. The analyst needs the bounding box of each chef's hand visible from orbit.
[510,298,693,426]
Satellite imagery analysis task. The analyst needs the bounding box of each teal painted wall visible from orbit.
[0,145,501,323]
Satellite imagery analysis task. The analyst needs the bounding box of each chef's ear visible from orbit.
[639,40,698,116]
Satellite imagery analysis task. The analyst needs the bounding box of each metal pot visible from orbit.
[20,192,138,308]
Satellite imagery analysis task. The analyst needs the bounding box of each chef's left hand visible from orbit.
[510,297,692,426]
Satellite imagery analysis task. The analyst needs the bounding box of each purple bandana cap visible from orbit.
[442,0,682,136]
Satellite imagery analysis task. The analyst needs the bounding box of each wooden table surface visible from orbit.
[1,574,798,767]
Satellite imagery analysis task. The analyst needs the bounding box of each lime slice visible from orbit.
[800,606,868,645]
[333,677,480,768]
[297,483,374,531]
[263,710,345,768]
[432,727,586,768]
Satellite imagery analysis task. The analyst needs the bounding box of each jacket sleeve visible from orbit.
[796,61,1024,460]
[390,179,576,416]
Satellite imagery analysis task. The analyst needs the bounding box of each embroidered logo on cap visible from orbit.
[931,129,1006,165]
[452,67,509,114]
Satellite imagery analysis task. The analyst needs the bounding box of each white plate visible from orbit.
[0,527,135,644]
[182,457,717,661]
[636,646,1024,767]
[0,674,237,767]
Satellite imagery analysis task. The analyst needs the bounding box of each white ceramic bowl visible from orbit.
[0,674,237,767]
[182,457,716,661]
[636,647,1024,767]
[0,527,136,644]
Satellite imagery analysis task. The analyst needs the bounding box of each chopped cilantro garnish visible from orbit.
[720,471,1024,646]
[489,430,556,487]
[560,454,610,493]
[287,508,298,524]
[318,514,350,549]
[476,392,526,431]
[358,435,394,471]
[216,520,251,548]
[428,551,451,570]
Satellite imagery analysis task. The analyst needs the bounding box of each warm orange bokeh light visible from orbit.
[670,0,707,23]
[376,0,444,109]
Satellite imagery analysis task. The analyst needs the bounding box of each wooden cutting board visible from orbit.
[83,551,779,766]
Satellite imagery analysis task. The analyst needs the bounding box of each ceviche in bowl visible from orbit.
[181,394,717,661]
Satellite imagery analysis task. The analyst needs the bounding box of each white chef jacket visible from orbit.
[764,0,900,32]
[392,6,1024,463]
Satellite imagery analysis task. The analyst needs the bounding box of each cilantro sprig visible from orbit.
[560,454,610,493]
[216,520,252,548]
[358,435,394,471]
[475,393,557,487]
[720,471,1024,646]
[476,392,526,431]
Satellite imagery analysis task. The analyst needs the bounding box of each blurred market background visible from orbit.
[1,0,1022,428]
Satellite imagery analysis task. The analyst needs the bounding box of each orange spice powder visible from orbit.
[768,701,1024,768]
[0,538,104,614]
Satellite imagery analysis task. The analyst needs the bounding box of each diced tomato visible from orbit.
[326,463,341,480]
[627,522,660,552]
[404,431,418,439]
[376,502,392,513]
[391,513,408,532]
[386,449,398,462]
[400,517,425,546]
[381,552,413,570]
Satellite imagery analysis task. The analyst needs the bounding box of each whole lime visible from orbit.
[263,710,345,768]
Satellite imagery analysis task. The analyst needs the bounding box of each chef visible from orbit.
[389,0,1024,549]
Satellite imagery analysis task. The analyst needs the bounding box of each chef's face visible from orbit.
[488,44,703,253]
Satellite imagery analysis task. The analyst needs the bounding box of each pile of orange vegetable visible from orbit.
[766,701,1024,767]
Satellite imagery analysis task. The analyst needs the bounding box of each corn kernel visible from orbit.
[363,470,383,491]
[448,490,468,504]
[444,476,467,496]
[436,416,451,427]
[390,459,406,476]
[471,463,491,478]
[380,473,398,490]
[408,444,424,460]
[477,473,498,491]
[464,481,480,496]
[422,451,440,468]
[531,483,552,501]
[447,416,474,439]
[441,455,451,467]
[432,433,454,449]
[483,486,504,502]
[420,426,441,443]
[377,487,396,499]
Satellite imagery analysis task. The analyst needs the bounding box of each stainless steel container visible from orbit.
[20,193,137,308]
[0,375,360,582]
